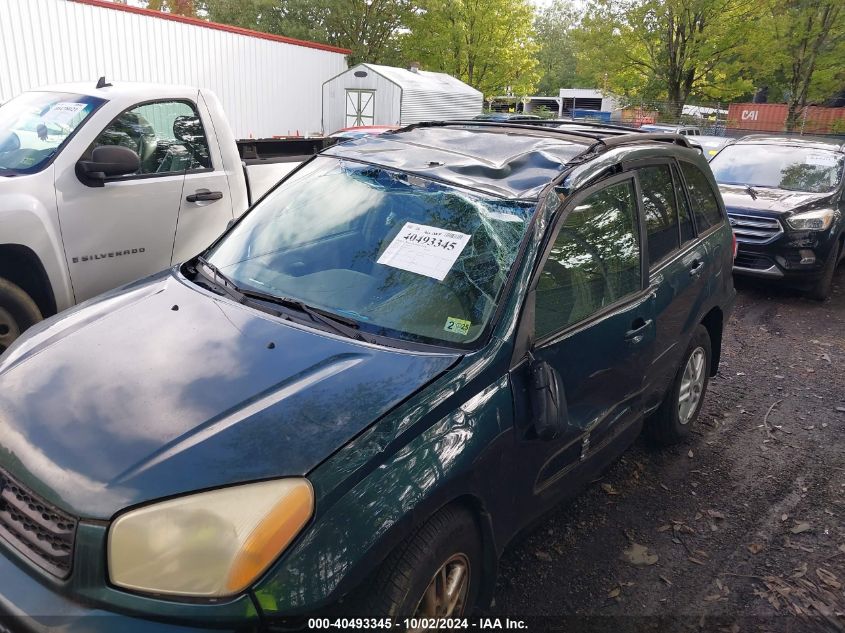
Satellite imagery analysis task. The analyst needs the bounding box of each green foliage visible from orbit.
[747,0,845,130]
[574,0,756,113]
[398,0,540,98]
[533,0,579,96]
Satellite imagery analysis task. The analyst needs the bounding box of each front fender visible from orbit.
[0,168,74,310]
[252,373,515,616]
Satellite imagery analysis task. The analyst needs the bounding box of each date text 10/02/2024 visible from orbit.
[306,618,528,629]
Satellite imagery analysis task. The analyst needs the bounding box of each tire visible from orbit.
[645,324,712,445]
[356,505,483,623]
[0,277,42,354]
[806,240,841,301]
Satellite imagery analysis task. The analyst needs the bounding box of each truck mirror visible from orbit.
[528,355,568,440]
[76,146,141,187]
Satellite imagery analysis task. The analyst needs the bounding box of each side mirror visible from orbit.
[76,146,141,187]
[528,355,567,440]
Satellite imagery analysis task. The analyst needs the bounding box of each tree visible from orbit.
[199,0,409,64]
[146,0,198,16]
[575,0,757,116]
[533,0,579,96]
[752,0,845,130]
[399,0,540,98]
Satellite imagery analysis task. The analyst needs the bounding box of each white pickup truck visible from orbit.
[0,80,306,351]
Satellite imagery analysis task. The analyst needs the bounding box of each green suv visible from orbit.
[0,121,735,630]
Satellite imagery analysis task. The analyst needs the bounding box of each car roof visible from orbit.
[728,134,845,153]
[24,81,201,102]
[324,121,699,199]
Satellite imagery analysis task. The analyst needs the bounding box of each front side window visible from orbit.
[88,100,211,176]
[206,157,533,348]
[680,162,723,231]
[639,164,680,265]
[535,180,641,338]
[710,144,844,194]
[0,91,103,175]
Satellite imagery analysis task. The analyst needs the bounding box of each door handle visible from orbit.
[689,259,705,276]
[624,317,652,343]
[186,189,223,203]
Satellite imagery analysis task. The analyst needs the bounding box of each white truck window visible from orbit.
[88,100,212,177]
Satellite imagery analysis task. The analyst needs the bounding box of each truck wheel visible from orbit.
[645,325,712,445]
[357,505,482,623]
[807,240,841,301]
[0,278,42,353]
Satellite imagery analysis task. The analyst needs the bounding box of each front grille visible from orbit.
[727,212,783,244]
[734,252,775,270]
[0,469,76,578]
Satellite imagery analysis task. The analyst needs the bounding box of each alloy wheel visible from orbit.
[678,347,706,424]
[410,553,470,630]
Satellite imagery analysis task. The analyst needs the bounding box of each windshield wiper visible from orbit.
[744,185,759,200]
[239,289,368,342]
[194,257,367,342]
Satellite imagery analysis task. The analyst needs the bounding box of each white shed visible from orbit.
[322,64,483,134]
[0,0,349,138]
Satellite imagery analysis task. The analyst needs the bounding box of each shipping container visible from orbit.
[0,0,349,138]
[322,63,483,134]
[726,103,845,134]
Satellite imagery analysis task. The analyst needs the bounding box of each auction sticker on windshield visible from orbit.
[377,222,471,281]
[42,102,88,125]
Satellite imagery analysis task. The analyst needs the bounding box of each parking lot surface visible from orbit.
[493,268,845,631]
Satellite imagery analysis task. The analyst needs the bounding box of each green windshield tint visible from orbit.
[208,158,534,347]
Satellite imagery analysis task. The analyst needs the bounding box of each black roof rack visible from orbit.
[541,119,642,134]
[403,120,695,153]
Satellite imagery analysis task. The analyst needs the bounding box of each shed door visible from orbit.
[346,90,375,127]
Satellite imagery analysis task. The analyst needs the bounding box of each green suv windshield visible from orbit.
[0,91,104,175]
[710,144,845,193]
[206,157,534,347]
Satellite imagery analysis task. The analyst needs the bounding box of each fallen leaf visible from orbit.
[659,575,673,586]
[791,562,807,578]
[707,509,725,520]
[621,543,659,566]
[703,593,721,602]
[688,556,705,565]
[535,550,551,562]
[657,524,672,532]
[601,483,619,495]
[688,450,694,458]
[660,483,669,491]
[836,406,845,413]
[748,542,765,554]
[816,568,841,589]
[839,544,845,554]
[790,522,812,534]
[781,513,788,522]
[608,587,621,598]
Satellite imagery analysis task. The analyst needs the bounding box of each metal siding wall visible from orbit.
[322,69,401,134]
[0,0,348,137]
[399,90,483,125]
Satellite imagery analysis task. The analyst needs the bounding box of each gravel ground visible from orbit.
[492,266,845,632]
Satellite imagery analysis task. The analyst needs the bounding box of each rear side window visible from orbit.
[639,165,680,265]
[680,162,723,231]
[535,180,641,338]
[673,164,695,243]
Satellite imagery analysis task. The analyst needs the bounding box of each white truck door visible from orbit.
[171,94,234,264]
[54,99,202,302]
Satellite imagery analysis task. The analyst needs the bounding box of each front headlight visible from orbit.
[786,209,835,231]
[108,479,313,597]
